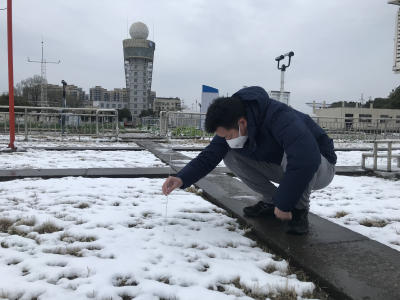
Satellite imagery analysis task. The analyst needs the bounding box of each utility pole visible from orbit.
[28,38,60,108]
[61,80,67,134]
[359,93,364,106]
[6,0,16,150]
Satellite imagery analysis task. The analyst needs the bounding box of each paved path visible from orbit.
[138,140,400,300]
[0,167,175,181]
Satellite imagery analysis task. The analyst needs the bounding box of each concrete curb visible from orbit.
[0,167,176,181]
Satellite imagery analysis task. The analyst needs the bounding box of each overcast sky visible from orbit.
[0,0,399,113]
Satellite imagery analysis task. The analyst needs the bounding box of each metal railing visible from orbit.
[153,113,400,141]
[311,116,400,140]
[158,111,212,139]
[0,106,119,140]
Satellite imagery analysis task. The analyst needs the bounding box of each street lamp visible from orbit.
[275,51,294,104]
[198,102,202,130]
[61,80,67,134]
[388,1,400,73]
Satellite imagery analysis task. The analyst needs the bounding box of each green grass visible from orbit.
[171,126,213,137]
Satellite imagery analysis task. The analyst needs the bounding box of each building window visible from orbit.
[143,105,146,108]
[359,114,372,123]
[144,72,147,76]
[112,104,116,108]
[134,85,137,88]
[106,104,110,108]
[143,92,146,95]
[134,104,137,108]
[144,85,147,89]
[134,91,137,95]
[396,116,400,124]
[100,103,104,108]
[134,98,137,101]
[134,111,137,115]
[134,72,137,76]
[162,107,164,109]
[118,104,122,108]
[134,65,137,69]
[380,115,389,123]
[134,78,137,82]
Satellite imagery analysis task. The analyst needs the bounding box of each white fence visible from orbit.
[0,106,119,140]
[312,116,400,140]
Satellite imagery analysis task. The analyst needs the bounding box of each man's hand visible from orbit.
[162,176,183,196]
[274,207,292,220]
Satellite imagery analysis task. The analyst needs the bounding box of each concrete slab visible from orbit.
[0,167,175,181]
[0,168,87,180]
[139,140,400,300]
[292,240,400,300]
[86,168,174,178]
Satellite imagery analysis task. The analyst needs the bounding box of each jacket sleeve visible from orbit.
[176,135,229,189]
[269,109,321,212]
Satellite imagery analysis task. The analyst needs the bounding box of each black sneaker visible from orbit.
[286,208,309,235]
[243,201,275,217]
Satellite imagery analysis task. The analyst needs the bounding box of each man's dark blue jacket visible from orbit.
[176,86,337,212]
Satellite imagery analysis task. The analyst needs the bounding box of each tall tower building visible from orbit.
[123,22,155,117]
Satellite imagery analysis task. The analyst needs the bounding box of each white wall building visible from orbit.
[93,101,128,110]
[123,22,155,118]
[269,91,290,106]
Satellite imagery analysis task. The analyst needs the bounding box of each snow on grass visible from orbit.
[0,150,166,169]
[178,150,400,168]
[0,178,316,300]
[0,134,139,148]
[310,175,400,251]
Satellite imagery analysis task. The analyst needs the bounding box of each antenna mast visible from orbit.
[28,38,60,107]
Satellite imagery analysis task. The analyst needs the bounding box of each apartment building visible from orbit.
[153,97,181,112]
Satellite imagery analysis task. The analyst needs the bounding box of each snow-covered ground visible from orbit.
[179,150,400,169]
[164,139,400,149]
[0,135,139,148]
[311,175,400,251]
[0,178,315,300]
[0,150,166,169]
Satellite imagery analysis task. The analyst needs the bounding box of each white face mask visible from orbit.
[226,123,248,149]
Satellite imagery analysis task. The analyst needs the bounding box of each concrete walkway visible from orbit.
[138,140,400,300]
[0,167,175,181]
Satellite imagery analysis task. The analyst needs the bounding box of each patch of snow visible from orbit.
[0,178,315,299]
[310,175,400,251]
[0,150,166,169]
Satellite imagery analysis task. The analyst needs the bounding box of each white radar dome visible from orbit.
[129,22,149,39]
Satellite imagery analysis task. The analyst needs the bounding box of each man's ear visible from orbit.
[239,118,247,127]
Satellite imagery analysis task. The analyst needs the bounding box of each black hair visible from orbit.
[204,97,247,133]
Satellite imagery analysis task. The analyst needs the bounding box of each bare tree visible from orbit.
[47,89,62,107]
[16,75,44,106]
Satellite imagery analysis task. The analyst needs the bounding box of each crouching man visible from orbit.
[162,86,336,235]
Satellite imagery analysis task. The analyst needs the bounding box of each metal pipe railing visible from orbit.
[0,106,119,140]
